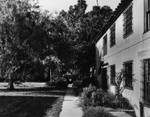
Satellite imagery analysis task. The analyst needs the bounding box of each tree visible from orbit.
[59,1,113,78]
[76,5,113,78]
[0,0,53,89]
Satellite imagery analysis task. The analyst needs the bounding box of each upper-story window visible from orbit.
[123,4,133,38]
[110,24,116,47]
[144,0,150,32]
[103,35,107,56]
[124,61,133,89]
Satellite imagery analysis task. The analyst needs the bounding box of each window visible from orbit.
[110,65,116,85]
[103,35,107,56]
[124,61,133,89]
[144,0,150,31]
[110,24,116,47]
[123,4,133,38]
[143,59,150,104]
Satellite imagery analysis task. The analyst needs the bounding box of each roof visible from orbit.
[94,0,133,43]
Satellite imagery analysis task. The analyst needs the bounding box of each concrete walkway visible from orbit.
[59,84,83,117]
[110,111,135,117]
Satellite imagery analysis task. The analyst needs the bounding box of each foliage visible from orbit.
[115,69,125,98]
[80,85,132,109]
[72,80,81,87]
[0,0,75,89]
[83,107,115,117]
[0,0,114,90]
[80,78,99,88]
[58,1,113,78]
[46,79,68,88]
[0,0,53,88]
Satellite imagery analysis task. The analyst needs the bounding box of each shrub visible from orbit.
[46,81,56,86]
[80,84,97,107]
[55,80,68,88]
[80,77,99,88]
[92,89,116,107]
[80,85,132,109]
[46,80,68,88]
[83,107,115,117]
[0,77,5,82]
[72,80,80,88]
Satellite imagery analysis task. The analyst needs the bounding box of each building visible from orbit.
[95,0,150,117]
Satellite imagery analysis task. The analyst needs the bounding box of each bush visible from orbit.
[80,77,99,88]
[83,107,115,117]
[46,80,68,88]
[80,85,132,109]
[80,84,97,107]
[46,81,56,86]
[55,80,68,88]
[0,77,5,82]
[72,80,80,88]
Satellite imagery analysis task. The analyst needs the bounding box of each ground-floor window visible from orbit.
[123,61,133,89]
[143,58,150,105]
[110,64,116,85]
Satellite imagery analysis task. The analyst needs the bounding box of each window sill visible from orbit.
[110,45,116,48]
[111,83,116,86]
[124,86,133,90]
[143,29,150,34]
[143,101,150,108]
[123,31,133,39]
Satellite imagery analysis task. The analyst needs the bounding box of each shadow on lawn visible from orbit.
[0,87,67,96]
[0,96,59,117]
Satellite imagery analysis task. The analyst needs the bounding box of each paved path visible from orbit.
[59,84,83,117]
[110,111,134,117]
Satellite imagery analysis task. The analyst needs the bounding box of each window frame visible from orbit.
[123,60,133,90]
[110,23,116,47]
[143,58,150,105]
[103,35,107,56]
[123,3,133,38]
[144,0,150,32]
[110,64,116,85]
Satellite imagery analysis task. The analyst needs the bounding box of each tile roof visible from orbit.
[94,0,133,43]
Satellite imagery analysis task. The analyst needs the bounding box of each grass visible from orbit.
[0,86,67,96]
[0,83,67,117]
[82,107,115,117]
[0,96,58,117]
[46,97,64,117]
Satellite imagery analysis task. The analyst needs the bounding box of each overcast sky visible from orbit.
[39,0,121,13]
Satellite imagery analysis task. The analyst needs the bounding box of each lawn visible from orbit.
[0,96,64,117]
[0,83,66,117]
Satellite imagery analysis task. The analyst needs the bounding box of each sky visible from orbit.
[39,0,121,13]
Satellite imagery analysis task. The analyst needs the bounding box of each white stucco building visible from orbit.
[95,0,150,117]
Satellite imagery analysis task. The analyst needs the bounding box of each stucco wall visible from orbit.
[95,0,150,117]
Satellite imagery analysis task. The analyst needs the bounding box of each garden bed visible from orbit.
[79,84,136,117]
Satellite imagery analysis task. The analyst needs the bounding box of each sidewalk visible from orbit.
[59,84,83,117]
[59,84,135,117]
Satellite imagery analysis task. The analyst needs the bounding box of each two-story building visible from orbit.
[95,0,150,117]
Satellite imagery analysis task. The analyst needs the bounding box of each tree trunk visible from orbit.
[48,67,52,82]
[7,74,14,90]
[91,66,95,78]
[50,68,52,82]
